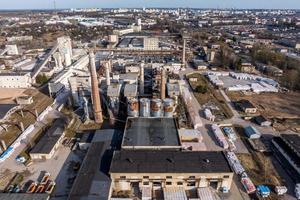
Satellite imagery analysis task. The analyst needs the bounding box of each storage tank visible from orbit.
[150,99,162,117]
[163,98,175,118]
[139,98,150,117]
[127,98,139,117]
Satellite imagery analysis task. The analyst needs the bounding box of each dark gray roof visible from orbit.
[281,134,300,154]
[238,100,256,109]
[110,150,232,174]
[69,142,111,200]
[0,194,49,200]
[30,118,66,154]
[122,118,180,148]
[0,104,16,119]
[68,129,119,200]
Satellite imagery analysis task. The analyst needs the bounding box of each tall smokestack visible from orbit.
[140,62,144,95]
[109,59,113,71]
[182,38,186,67]
[105,61,110,86]
[160,68,166,100]
[1,140,7,151]
[89,51,103,123]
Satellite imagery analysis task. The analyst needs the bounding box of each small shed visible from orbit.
[244,126,261,139]
[238,100,257,114]
[254,116,271,127]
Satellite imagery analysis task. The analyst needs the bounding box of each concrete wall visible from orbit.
[111,172,233,192]
[0,74,32,88]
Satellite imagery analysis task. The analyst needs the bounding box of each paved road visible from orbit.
[178,65,297,200]
[0,90,70,185]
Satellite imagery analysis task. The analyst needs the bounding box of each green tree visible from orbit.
[36,74,48,84]
[195,85,208,94]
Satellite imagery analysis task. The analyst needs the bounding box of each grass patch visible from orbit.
[186,73,233,120]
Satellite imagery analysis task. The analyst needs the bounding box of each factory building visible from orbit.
[144,37,159,50]
[57,36,73,66]
[110,150,233,193]
[124,84,138,99]
[5,44,19,55]
[240,62,255,73]
[272,134,300,182]
[48,55,89,98]
[167,83,180,98]
[68,129,121,200]
[121,117,181,150]
[0,73,32,88]
[69,76,91,107]
[107,84,122,115]
[29,119,66,160]
[113,25,141,36]
[125,65,140,73]
[109,117,234,198]
[237,100,257,114]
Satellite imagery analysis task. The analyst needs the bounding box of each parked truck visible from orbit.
[257,185,270,198]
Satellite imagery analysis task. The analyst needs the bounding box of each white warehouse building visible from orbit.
[0,73,32,88]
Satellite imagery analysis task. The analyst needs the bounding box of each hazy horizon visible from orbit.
[0,0,299,10]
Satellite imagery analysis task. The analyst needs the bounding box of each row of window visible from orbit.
[143,181,194,186]
[120,175,230,179]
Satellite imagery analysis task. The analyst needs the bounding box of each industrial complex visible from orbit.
[0,4,300,200]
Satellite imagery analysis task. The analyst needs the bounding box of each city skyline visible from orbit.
[0,0,300,10]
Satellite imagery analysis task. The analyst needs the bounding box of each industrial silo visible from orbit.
[150,99,162,117]
[127,98,139,117]
[163,98,175,118]
[139,98,150,117]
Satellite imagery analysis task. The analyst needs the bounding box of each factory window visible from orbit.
[189,176,196,179]
[166,182,172,185]
[223,175,230,178]
[120,176,126,179]
[177,182,183,186]
[143,182,149,185]
[166,176,172,179]
[143,176,149,179]
[187,182,196,187]
[153,182,162,187]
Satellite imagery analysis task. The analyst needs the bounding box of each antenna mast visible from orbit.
[54,0,57,11]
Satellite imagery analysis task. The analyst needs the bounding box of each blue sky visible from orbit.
[0,0,299,9]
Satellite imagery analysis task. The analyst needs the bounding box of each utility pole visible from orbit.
[53,0,57,14]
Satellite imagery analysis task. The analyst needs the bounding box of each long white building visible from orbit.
[0,73,32,88]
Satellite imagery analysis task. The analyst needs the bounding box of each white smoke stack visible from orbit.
[182,38,186,67]
[105,61,110,86]
[65,53,72,66]
[140,62,145,95]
